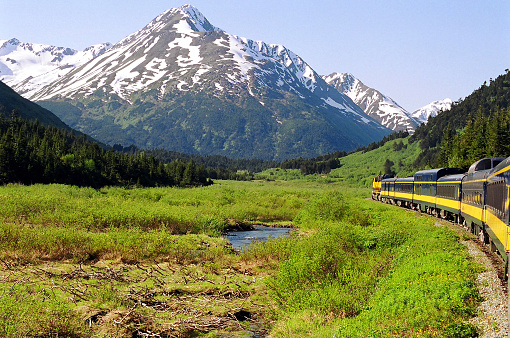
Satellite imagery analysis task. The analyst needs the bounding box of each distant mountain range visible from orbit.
[0,5,450,160]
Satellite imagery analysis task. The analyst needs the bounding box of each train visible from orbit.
[372,156,510,273]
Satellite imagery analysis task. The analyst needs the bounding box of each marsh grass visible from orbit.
[268,191,480,337]
[0,181,326,263]
[0,181,481,337]
[0,259,273,337]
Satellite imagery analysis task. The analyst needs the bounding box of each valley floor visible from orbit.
[0,181,503,337]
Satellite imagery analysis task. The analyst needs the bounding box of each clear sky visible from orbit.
[2,0,508,111]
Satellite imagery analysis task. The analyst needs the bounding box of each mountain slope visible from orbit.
[28,5,390,160]
[323,72,418,132]
[0,80,70,129]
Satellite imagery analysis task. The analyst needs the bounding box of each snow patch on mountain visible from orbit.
[411,98,452,124]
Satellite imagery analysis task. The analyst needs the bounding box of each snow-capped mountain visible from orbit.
[3,5,391,160]
[0,38,112,98]
[323,72,418,133]
[28,5,368,120]
[411,98,452,124]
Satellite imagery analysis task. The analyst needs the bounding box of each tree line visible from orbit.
[115,145,348,177]
[279,151,345,175]
[437,108,510,169]
[411,70,510,168]
[0,116,212,188]
[355,130,410,153]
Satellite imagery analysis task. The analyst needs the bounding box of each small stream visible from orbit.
[224,225,292,251]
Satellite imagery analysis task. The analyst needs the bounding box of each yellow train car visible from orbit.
[461,158,504,243]
[372,176,383,200]
[484,157,510,261]
[394,177,414,208]
[414,168,464,214]
[436,173,465,223]
[372,174,392,200]
[380,177,396,204]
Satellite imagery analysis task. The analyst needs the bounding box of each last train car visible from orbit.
[484,157,510,263]
[414,168,464,213]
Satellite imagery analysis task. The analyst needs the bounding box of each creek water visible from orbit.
[224,225,291,251]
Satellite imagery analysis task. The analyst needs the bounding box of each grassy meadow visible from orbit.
[255,137,423,187]
[0,180,482,337]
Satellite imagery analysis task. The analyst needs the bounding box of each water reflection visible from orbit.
[224,225,291,251]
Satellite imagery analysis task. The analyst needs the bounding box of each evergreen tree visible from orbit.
[437,124,454,167]
[383,159,395,176]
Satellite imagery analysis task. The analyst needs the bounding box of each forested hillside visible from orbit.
[410,70,510,168]
[0,116,212,188]
[0,81,70,129]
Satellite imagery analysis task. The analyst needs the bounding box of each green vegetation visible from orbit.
[331,137,422,186]
[256,138,422,186]
[437,108,510,169]
[412,70,510,167]
[0,181,480,337]
[0,117,211,187]
[0,81,69,129]
[267,189,480,337]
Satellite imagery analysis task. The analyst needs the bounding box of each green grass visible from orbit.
[0,181,481,337]
[253,137,422,187]
[267,190,480,337]
[330,137,423,187]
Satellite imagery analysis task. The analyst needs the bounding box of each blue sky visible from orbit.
[2,0,508,111]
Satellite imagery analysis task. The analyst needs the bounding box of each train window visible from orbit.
[475,159,492,171]
[438,185,457,199]
[487,179,506,215]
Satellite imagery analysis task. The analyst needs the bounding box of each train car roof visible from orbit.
[468,157,505,174]
[464,168,492,181]
[489,156,510,177]
[395,177,414,183]
[414,168,464,181]
[381,177,397,183]
[437,173,465,182]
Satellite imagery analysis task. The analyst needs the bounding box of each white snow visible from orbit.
[192,65,211,84]
[321,96,357,115]
[168,35,202,67]
[177,80,189,91]
[144,36,160,54]
[411,98,452,124]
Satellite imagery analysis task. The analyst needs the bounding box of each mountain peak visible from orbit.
[155,4,221,33]
[7,38,20,46]
[324,72,418,132]
[411,98,452,124]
